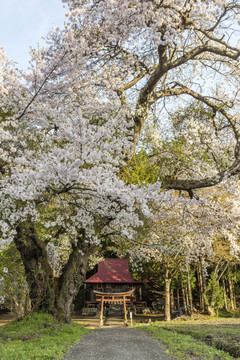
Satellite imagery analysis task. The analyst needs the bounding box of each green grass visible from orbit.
[161,323,240,358]
[141,322,238,359]
[218,309,240,318]
[0,312,91,360]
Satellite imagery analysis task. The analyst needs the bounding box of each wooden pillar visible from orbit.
[100,297,104,327]
[123,296,127,324]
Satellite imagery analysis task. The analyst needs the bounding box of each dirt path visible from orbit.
[63,327,173,360]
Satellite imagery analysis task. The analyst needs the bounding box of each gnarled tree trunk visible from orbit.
[55,237,93,323]
[14,223,56,313]
[14,222,93,323]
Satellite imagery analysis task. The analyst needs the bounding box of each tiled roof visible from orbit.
[85,258,142,283]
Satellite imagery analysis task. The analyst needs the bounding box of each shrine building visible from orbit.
[84,258,147,307]
[83,258,148,325]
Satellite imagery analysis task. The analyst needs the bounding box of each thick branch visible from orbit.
[132,44,240,143]
[138,44,240,107]
[148,84,240,191]
[151,84,240,155]
[164,159,240,190]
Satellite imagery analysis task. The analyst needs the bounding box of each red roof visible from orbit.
[85,259,143,283]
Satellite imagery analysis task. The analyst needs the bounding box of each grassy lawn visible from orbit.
[141,317,240,359]
[0,312,91,360]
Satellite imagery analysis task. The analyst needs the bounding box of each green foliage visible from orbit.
[40,285,55,314]
[218,309,240,318]
[204,273,225,314]
[121,149,159,185]
[173,269,196,292]
[171,101,212,132]
[231,267,240,296]
[0,243,29,318]
[0,312,91,360]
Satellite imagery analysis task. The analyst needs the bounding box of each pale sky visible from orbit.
[0,0,66,70]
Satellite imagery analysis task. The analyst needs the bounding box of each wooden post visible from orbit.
[123,296,127,324]
[100,297,104,327]
[130,311,133,327]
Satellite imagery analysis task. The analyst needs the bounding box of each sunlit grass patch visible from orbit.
[0,312,91,360]
[142,325,234,359]
[161,323,240,358]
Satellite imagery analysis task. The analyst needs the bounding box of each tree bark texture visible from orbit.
[55,237,92,323]
[222,278,228,311]
[164,268,172,321]
[228,272,236,310]
[14,222,93,323]
[170,289,175,312]
[176,287,180,311]
[180,272,187,313]
[14,223,56,313]
[197,264,205,312]
[187,266,193,315]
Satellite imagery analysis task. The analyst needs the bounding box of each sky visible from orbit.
[0,0,67,70]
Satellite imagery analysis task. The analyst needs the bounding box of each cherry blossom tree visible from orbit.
[121,185,240,320]
[1,0,240,322]
[0,46,165,322]
[118,123,240,320]
[62,0,240,191]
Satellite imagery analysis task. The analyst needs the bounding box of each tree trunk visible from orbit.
[205,273,218,317]
[14,222,93,323]
[228,273,236,310]
[180,272,187,314]
[14,223,56,313]
[187,266,193,315]
[206,304,216,316]
[176,287,180,310]
[55,237,92,323]
[197,264,205,312]
[164,268,172,321]
[234,292,236,310]
[186,287,189,307]
[222,278,228,311]
[170,289,175,313]
[11,295,26,319]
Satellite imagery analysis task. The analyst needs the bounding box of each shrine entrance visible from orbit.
[93,289,135,326]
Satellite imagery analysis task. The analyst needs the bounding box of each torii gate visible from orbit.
[93,289,135,326]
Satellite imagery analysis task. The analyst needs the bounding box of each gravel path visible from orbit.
[63,327,173,360]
